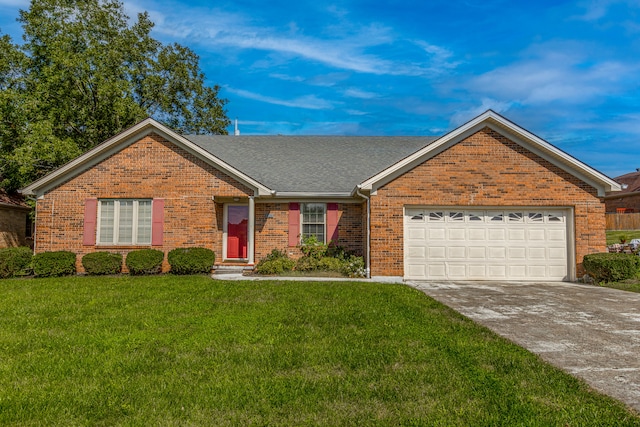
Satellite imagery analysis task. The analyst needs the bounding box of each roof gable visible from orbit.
[20,118,272,197]
[358,110,621,197]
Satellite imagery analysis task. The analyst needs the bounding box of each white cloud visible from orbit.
[123,1,455,77]
[226,87,334,110]
[468,42,639,106]
[572,0,640,21]
[344,88,378,99]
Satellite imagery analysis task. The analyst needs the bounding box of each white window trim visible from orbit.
[300,202,327,243]
[97,199,152,245]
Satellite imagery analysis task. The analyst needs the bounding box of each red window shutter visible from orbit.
[83,199,97,245]
[288,203,300,246]
[327,203,339,243]
[152,199,164,246]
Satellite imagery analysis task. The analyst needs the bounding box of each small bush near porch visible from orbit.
[1,277,638,425]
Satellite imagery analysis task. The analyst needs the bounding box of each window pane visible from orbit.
[99,201,114,243]
[137,201,152,244]
[118,201,133,244]
[301,203,325,242]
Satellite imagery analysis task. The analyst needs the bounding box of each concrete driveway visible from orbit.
[408,281,640,412]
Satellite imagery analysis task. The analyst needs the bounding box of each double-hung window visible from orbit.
[301,203,326,243]
[98,199,152,245]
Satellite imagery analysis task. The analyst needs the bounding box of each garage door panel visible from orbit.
[508,228,526,241]
[488,247,506,259]
[448,228,466,240]
[428,264,446,278]
[527,265,547,277]
[429,246,446,259]
[468,265,486,277]
[407,227,426,240]
[508,247,526,259]
[404,207,568,281]
[448,246,466,258]
[487,265,507,278]
[468,247,486,259]
[488,229,506,240]
[448,264,467,278]
[508,265,527,278]
[407,246,426,258]
[528,229,546,240]
[429,228,445,240]
[468,229,486,240]
[548,229,566,240]
[407,264,426,277]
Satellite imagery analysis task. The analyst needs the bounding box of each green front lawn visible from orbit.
[1,276,638,425]
[606,230,640,245]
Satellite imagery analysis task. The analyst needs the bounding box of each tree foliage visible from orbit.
[0,0,230,190]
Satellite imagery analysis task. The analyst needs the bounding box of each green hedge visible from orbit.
[82,252,123,275]
[168,247,215,274]
[125,249,164,275]
[583,253,640,284]
[32,251,76,277]
[256,257,295,275]
[255,249,294,275]
[0,247,33,278]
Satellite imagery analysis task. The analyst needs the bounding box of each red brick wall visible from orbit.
[370,127,606,278]
[605,194,640,213]
[255,202,364,261]
[35,133,253,271]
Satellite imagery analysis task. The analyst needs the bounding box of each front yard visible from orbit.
[1,276,638,425]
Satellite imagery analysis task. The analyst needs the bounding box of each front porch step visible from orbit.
[212,265,253,275]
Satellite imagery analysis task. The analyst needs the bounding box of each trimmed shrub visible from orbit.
[255,257,295,275]
[317,256,343,271]
[32,251,76,277]
[295,256,319,272]
[583,253,640,284]
[82,252,122,275]
[299,235,328,260]
[0,246,33,278]
[168,247,215,274]
[125,249,164,275]
[255,249,294,275]
[341,255,366,278]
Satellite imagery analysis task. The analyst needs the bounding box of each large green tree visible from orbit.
[0,0,230,190]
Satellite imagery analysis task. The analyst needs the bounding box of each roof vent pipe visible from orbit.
[234,119,240,136]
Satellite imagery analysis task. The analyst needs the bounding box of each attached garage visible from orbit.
[404,207,572,281]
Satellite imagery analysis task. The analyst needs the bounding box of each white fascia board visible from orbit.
[20,118,272,197]
[358,110,621,196]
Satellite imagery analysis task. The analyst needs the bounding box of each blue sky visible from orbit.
[0,0,639,177]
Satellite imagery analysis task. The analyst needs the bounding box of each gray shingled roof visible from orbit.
[183,135,438,194]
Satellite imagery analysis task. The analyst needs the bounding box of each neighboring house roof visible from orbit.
[184,135,436,194]
[0,188,29,209]
[605,170,640,197]
[20,110,622,198]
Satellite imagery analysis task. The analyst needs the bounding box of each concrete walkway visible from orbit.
[408,281,640,412]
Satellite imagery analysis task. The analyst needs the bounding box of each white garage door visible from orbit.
[404,208,569,281]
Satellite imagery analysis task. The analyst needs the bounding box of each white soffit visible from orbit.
[358,110,621,197]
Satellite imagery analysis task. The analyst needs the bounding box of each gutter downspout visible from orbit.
[356,185,371,279]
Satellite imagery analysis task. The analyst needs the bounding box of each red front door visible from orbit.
[227,205,248,259]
